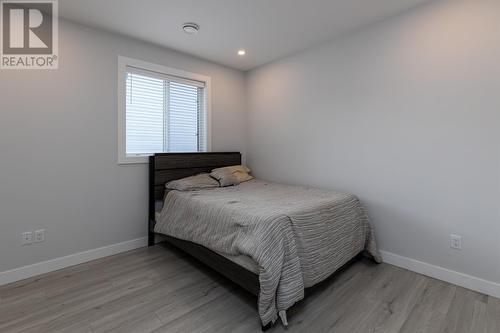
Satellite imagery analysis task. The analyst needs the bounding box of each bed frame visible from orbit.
[148,152,261,297]
[148,152,365,330]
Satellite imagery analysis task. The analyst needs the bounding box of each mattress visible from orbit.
[155,199,260,274]
[154,179,380,325]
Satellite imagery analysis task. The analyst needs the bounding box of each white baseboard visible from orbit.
[0,237,148,286]
[2,241,498,300]
[380,250,500,299]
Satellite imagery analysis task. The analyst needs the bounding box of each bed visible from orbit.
[149,152,381,330]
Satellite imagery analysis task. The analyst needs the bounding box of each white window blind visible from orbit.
[125,67,206,156]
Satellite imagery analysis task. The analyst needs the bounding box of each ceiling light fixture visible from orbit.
[182,23,199,35]
[238,49,246,56]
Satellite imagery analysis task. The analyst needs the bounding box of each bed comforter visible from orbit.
[155,179,381,325]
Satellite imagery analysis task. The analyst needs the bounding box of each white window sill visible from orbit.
[118,155,150,165]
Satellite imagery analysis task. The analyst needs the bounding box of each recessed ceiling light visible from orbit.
[238,49,246,56]
[182,23,199,35]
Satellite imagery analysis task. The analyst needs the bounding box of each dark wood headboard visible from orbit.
[148,152,241,245]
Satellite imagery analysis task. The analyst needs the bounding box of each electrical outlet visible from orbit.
[450,234,462,250]
[21,231,33,245]
[34,229,45,243]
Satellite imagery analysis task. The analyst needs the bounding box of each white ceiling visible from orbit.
[60,0,431,71]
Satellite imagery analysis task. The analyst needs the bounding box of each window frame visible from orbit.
[117,56,212,164]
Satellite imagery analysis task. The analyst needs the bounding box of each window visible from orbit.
[118,56,211,164]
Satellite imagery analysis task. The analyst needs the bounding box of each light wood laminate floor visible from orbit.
[1,243,499,333]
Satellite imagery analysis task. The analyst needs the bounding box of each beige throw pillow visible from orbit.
[210,165,253,187]
[233,170,254,183]
[166,173,220,191]
[211,169,240,187]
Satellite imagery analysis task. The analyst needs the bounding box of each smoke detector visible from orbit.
[182,23,199,35]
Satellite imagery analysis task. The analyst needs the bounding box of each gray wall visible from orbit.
[0,20,247,272]
[246,0,500,283]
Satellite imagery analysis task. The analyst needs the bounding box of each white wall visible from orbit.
[2,0,499,290]
[246,0,500,284]
[0,20,246,272]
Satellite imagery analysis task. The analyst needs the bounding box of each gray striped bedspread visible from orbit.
[154,179,381,325]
